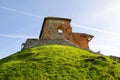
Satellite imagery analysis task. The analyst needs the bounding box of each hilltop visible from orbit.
[0,45,120,80]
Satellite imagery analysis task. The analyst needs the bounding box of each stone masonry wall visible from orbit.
[39,17,93,49]
[23,17,93,49]
[23,38,79,49]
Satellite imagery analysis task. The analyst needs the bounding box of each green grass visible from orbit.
[0,45,120,80]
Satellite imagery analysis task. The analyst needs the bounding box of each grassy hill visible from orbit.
[0,45,120,80]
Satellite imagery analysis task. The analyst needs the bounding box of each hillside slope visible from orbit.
[0,45,120,80]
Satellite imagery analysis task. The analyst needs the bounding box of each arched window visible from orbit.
[58,29,63,33]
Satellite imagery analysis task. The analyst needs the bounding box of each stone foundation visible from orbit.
[23,38,79,49]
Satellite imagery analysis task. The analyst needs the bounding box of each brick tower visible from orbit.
[23,17,94,49]
[39,17,94,49]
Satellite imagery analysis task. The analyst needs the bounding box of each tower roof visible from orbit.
[44,17,71,22]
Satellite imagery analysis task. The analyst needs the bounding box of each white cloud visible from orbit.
[93,1,120,17]
[0,5,41,39]
[0,5,44,18]
[0,33,37,39]
[71,23,120,36]
[81,0,120,57]
[91,44,120,57]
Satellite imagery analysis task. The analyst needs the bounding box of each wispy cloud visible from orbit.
[93,1,120,17]
[0,5,44,18]
[71,23,120,36]
[0,5,41,39]
[0,33,37,39]
[91,44,120,57]
[0,5,119,38]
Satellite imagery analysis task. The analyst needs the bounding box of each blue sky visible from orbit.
[0,0,120,59]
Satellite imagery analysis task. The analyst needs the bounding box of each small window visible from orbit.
[58,29,63,33]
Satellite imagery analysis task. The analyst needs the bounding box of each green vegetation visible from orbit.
[0,45,120,80]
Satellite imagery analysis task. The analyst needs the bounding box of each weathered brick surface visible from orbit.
[39,17,94,49]
[23,17,94,49]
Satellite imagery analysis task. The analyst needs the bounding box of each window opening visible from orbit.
[58,29,63,33]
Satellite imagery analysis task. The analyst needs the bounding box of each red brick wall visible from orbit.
[40,18,91,49]
[69,33,89,48]
[41,19,50,39]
